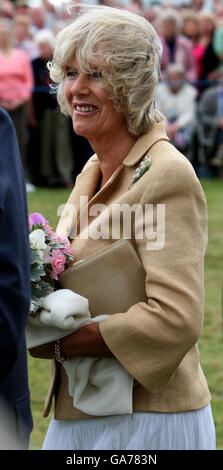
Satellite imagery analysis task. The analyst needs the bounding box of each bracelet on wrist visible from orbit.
[54,339,67,364]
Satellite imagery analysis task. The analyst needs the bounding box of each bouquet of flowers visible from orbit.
[29,212,74,313]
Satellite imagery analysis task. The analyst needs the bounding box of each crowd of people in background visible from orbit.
[1,0,223,191]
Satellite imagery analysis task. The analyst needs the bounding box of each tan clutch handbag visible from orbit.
[59,239,147,316]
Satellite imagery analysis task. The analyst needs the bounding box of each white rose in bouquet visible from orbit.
[29,229,47,250]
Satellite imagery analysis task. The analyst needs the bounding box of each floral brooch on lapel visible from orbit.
[132,155,152,185]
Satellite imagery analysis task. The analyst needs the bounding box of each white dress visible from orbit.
[42,404,216,450]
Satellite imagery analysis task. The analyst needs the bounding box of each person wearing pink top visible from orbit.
[0,17,34,187]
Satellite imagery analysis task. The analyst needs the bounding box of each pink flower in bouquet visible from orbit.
[51,250,66,279]
[45,226,56,239]
[59,236,73,256]
[44,224,53,231]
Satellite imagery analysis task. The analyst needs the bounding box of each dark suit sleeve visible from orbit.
[0,108,31,389]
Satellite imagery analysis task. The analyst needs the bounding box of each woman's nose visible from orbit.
[71,73,90,95]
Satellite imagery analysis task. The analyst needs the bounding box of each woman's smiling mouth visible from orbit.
[74,104,99,114]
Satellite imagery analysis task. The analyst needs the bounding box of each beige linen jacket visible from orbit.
[43,122,211,419]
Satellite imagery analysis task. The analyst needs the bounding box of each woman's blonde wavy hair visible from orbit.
[48,5,163,136]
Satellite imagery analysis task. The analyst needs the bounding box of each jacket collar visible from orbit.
[123,121,168,167]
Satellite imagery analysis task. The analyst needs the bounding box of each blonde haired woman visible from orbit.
[30,6,216,450]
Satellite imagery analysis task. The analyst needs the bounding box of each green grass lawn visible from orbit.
[27,180,223,450]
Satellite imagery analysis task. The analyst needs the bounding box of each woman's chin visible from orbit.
[72,123,95,142]
[72,125,88,138]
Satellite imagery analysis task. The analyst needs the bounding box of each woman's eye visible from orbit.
[89,72,102,79]
[66,70,78,79]
[65,70,102,80]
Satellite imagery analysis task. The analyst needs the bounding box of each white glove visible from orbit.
[40,289,90,329]
[26,289,91,348]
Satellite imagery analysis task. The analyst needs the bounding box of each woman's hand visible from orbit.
[29,323,114,360]
[61,323,114,359]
